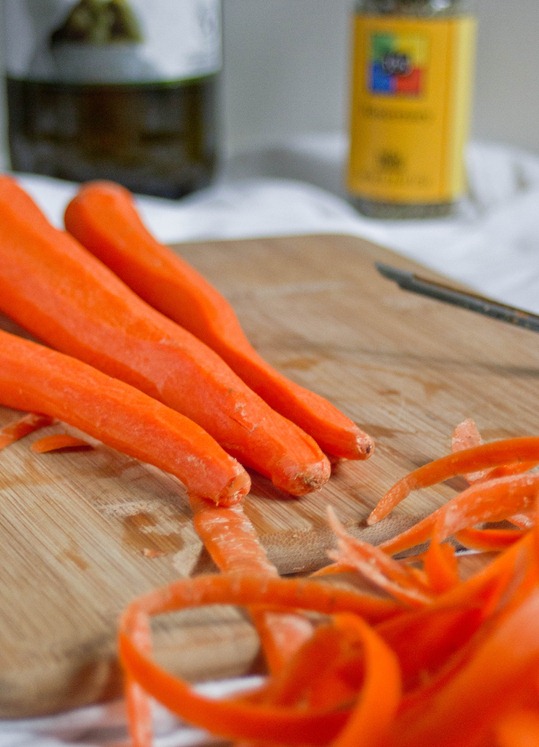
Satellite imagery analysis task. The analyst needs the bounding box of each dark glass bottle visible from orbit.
[3,0,222,199]
[347,0,476,218]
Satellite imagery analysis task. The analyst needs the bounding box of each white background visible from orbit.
[1,0,538,166]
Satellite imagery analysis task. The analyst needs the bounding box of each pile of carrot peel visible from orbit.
[119,422,539,746]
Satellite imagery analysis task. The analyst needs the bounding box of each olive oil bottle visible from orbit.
[2,0,222,198]
[347,0,476,218]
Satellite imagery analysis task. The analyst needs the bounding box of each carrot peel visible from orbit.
[0,412,53,449]
[31,433,92,453]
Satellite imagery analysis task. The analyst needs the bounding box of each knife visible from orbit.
[376,262,539,334]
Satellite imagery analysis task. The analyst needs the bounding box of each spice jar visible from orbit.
[347,0,476,218]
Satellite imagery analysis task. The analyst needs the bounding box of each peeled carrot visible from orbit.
[0,175,330,496]
[0,412,53,449]
[0,328,249,505]
[64,180,374,461]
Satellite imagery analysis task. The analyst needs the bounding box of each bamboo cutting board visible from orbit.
[2,233,539,718]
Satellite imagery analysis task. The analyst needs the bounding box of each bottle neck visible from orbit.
[354,0,473,16]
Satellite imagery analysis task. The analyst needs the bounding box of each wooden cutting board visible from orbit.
[2,233,539,718]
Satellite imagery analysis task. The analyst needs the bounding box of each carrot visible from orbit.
[64,180,374,462]
[368,437,539,524]
[0,175,330,496]
[189,495,278,577]
[189,495,313,673]
[118,574,398,744]
[117,426,539,744]
[454,525,524,552]
[325,507,434,606]
[124,608,153,747]
[379,473,539,556]
[389,588,539,747]
[258,614,401,746]
[246,622,357,710]
[452,419,538,484]
[422,538,460,594]
[495,708,539,747]
[0,328,249,505]
[0,412,53,449]
[31,433,92,453]
[329,614,401,747]
[119,479,539,745]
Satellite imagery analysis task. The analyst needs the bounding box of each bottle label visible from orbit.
[347,14,476,204]
[3,0,222,85]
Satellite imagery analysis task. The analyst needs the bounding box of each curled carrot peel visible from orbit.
[368,437,539,525]
[189,495,313,674]
[31,433,92,453]
[119,533,539,745]
[325,507,434,606]
[64,180,374,461]
[119,428,539,745]
[454,526,524,552]
[0,412,53,449]
[390,589,539,747]
[0,175,330,496]
[118,574,398,744]
[330,614,401,747]
[380,472,539,556]
[495,708,539,747]
[0,328,249,505]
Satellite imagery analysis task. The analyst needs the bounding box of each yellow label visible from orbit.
[347,14,476,204]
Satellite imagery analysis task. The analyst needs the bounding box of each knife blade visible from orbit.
[376,262,539,334]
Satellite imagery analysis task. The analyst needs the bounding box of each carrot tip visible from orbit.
[357,433,375,460]
[192,465,251,507]
[275,457,332,496]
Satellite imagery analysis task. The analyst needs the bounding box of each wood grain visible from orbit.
[1,233,538,717]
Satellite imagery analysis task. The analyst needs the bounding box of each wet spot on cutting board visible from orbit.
[122,511,184,557]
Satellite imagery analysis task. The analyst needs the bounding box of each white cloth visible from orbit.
[2,135,539,746]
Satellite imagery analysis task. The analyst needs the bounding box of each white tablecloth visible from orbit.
[2,135,539,746]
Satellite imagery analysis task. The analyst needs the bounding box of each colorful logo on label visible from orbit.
[368,32,427,96]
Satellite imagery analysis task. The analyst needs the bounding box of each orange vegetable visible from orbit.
[189,494,314,674]
[0,175,330,496]
[64,180,374,462]
[325,508,433,606]
[118,430,539,746]
[118,573,399,744]
[379,472,539,556]
[495,708,539,747]
[368,436,539,525]
[389,588,539,747]
[30,433,92,453]
[0,327,249,505]
[329,614,401,747]
[0,412,53,449]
